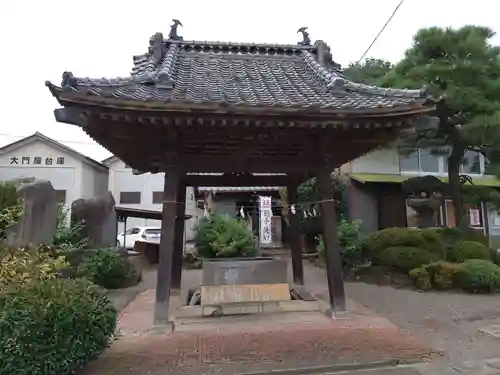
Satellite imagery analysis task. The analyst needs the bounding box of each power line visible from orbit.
[356,0,407,64]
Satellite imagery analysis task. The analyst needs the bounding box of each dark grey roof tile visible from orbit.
[50,35,430,110]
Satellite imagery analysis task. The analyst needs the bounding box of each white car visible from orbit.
[116,226,162,249]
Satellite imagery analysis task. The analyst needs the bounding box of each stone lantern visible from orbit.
[403,176,444,229]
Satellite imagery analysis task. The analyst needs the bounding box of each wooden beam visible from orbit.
[316,169,346,315]
[287,178,304,285]
[87,120,406,144]
[184,174,297,187]
[172,181,186,290]
[159,155,332,173]
[84,120,403,174]
[154,170,180,328]
[78,102,431,123]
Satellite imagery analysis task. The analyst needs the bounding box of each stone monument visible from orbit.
[71,191,117,248]
[5,179,57,248]
[200,257,291,314]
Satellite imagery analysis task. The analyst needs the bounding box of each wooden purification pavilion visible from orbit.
[46,22,434,325]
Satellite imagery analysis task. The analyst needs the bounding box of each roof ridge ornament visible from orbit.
[61,71,77,90]
[152,32,164,65]
[314,40,340,72]
[169,19,183,41]
[297,27,311,46]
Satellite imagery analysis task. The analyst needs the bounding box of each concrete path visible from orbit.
[309,358,500,375]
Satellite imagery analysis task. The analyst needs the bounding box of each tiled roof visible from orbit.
[47,31,429,111]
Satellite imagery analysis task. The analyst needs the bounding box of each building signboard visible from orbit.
[9,156,65,165]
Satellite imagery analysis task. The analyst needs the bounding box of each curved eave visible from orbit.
[46,82,435,118]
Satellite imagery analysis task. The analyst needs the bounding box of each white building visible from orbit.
[342,147,500,243]
[102,156,199,240]
[0,132,108,209]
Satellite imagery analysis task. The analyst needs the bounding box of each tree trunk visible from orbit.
[448,149,466,229]
[436,100,468,230]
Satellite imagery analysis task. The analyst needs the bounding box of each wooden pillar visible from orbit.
[287,180,304,285]
[154,171,180,327]
[316,169,347,313]
[172,182,186,290]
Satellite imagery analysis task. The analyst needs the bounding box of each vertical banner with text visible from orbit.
[259,196,273,245]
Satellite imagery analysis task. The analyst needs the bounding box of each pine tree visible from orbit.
[349,26,500,228]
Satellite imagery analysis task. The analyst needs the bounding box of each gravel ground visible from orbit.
[109,257,500,365]
[344,282,500,363]
[301,262,500,364]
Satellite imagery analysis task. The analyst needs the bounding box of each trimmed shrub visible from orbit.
[362,228,445,261]
[195,214,258,258]
[0,246,68,286]
[455,259,500,293]
[491,248,500,266]
[410,261,464,290]
[79,248,141,289]
[362,228,428,258]
[435,227,489,253]
[425,261,463,289]
[464,228,489,246]
[408,266,432,290]
[449,240,491,263]
[0,278,116,375]
[378,246,437,271]
[420,229,447,258]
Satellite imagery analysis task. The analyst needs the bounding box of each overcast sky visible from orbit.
[1,0,498,162]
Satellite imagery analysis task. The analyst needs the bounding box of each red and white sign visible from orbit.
[259,196,272,210]
[469,208,481,227]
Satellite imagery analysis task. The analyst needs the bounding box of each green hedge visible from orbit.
[78,248,141,289]
[449,240,491,263]
[410,259,500,293]
[409,261,463,290]
[363,227,445,261]
[363,227,492,265]
[0,278,116,375]
[455,259,500,293]
[434,227,489,250]
[378,246,438,271]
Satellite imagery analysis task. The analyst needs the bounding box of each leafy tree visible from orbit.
[194,214,258,258]
[343,58,393,84]
[279,174,347,251]
[379,26,500,228]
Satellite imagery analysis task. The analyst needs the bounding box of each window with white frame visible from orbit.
[442,150,482,174]
[399,148,440,173]
[399,148,484,175]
